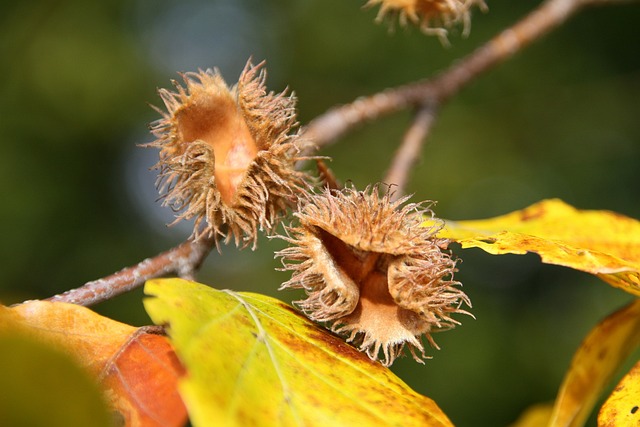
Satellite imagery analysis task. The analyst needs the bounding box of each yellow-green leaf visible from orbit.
[0,315,112,427]
[434,199,640,295]
[598,360,640,426]
[144,278,453,427]
[548,299,640,427]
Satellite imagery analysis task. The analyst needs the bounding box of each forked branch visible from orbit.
[31,0,636,307]
[303,0,633,149]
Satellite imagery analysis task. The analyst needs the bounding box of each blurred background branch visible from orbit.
[304,0,633,148]
[384,102,438,199]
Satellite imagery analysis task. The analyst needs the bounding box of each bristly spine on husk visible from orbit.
[147,59,313,249]
[276,185,472,366]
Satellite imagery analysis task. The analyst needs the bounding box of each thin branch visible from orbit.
[303,0,629,148]
[27,0,636,309]
[43,235,216,307]
[383,102,439,201]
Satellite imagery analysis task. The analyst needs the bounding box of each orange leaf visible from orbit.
[4,302,187,427]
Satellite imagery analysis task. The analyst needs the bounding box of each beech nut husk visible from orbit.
[365,0,487,41]
[148,59,313,249]
[276,185,472,366]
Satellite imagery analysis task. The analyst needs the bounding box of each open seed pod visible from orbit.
[365,0,487,40]
[276,185,471,366]
[148,59,313,249]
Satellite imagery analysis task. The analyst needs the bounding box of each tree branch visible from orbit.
[384,102,438,201]
[303,0,626,148]
[27,0,636,308]
[43,235,216,307]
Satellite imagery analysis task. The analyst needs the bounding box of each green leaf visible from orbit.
[0,333,112,427]
[433,199,640,295]
[144,278,453,427]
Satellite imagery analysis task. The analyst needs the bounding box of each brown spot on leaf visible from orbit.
[479,237,497,244]
[520,205,546,221]
[598,348,608,360]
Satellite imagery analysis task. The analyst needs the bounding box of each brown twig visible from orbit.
[32,0,635,308]
[303,0,632,149]
[383,102,439,201]
[316,159,342,190]
[43,235,216,307]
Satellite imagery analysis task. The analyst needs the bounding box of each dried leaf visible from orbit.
[434,199,640,295]
[598,360,640,426]
[144,278,454,427]
[3,302,187,427]
[548,299,640,427]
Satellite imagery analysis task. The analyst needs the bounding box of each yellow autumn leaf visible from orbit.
[508,403,554,427]
[548,299,640,427]
[598,359,640,426]
[434,199,640,296]
[144,278,453,427]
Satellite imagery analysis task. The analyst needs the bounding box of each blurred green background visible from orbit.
[1,0,639,425]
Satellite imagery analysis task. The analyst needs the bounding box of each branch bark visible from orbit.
[303,0,623,149]
[29,0,636,308]
[43,235,216,306]
[384,103,438,200]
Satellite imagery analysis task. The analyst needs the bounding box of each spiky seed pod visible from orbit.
[365,0,487,41]
[148,60,312,249]
[276,185,471,366]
